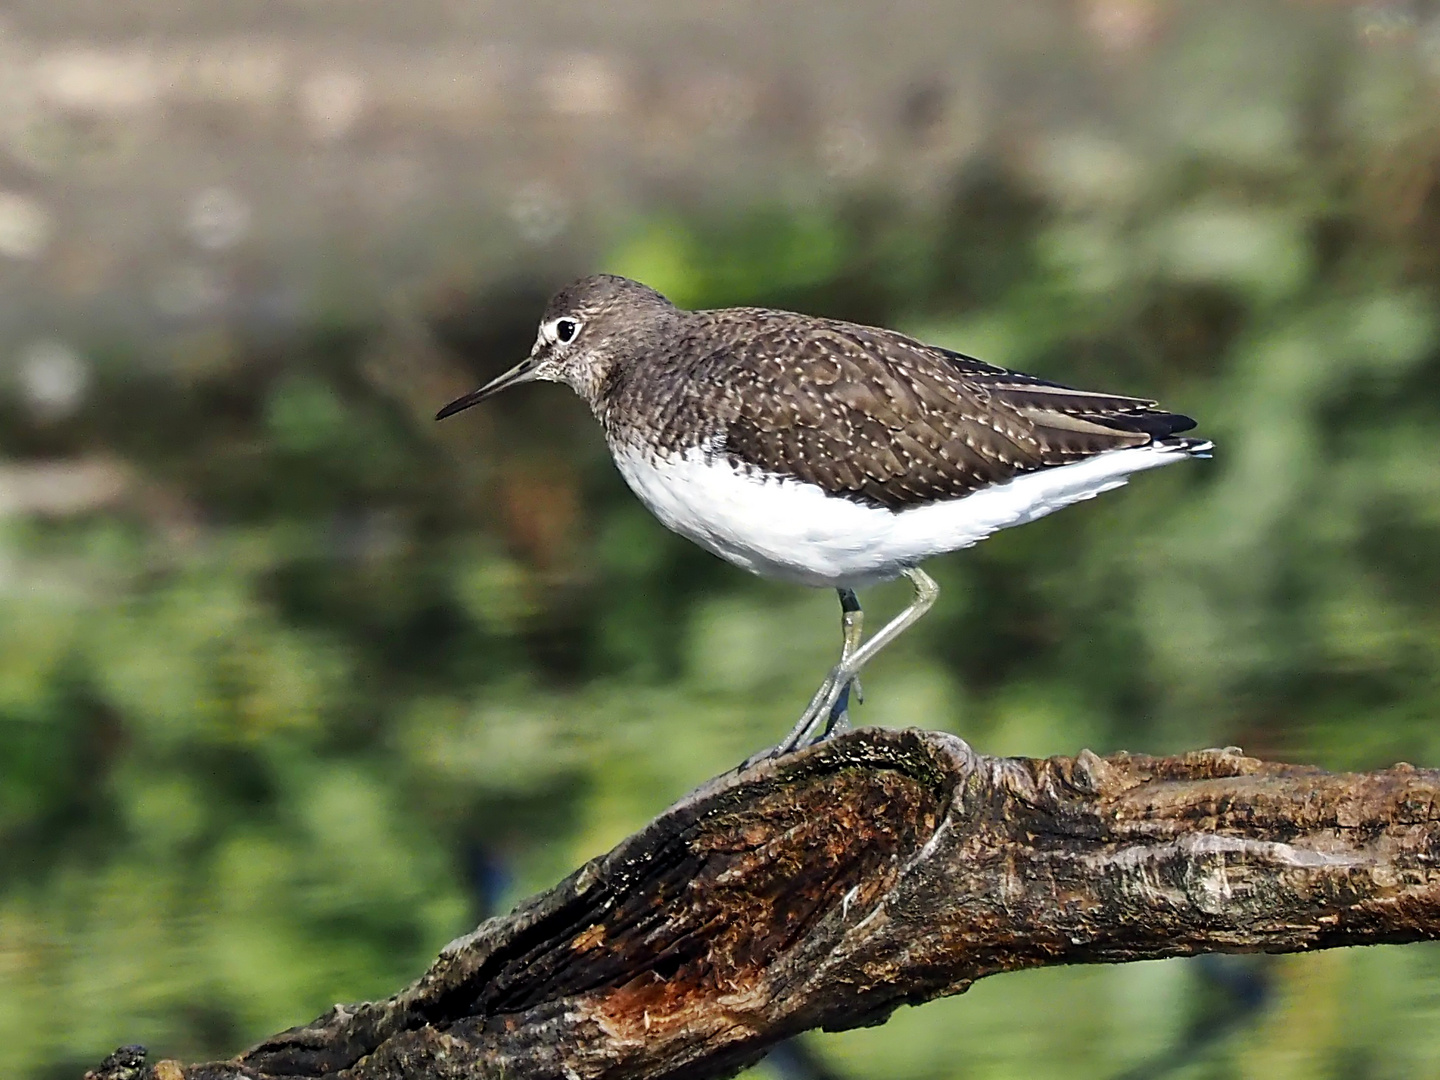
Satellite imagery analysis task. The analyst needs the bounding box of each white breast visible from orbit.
[610,440,1205,589]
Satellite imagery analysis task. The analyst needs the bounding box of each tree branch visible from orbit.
[87,728,1440,1080]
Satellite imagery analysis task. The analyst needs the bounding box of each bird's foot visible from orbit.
[819,676,862,741]
[763,665,855,759]
[737,671,861,771]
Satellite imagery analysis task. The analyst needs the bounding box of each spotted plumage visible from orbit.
[594,304,1199,511]
[437,274,1211,756]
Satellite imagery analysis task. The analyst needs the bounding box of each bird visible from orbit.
[436,274,1210,756]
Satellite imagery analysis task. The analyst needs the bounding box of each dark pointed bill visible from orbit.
[435,357,540,420]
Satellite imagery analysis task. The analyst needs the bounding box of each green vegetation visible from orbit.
[5,34,1440,1080]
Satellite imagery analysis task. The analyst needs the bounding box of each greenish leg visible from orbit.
[822,588,864,738]
[773,568,939,757]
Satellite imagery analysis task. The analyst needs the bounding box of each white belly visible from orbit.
[611,441,1203,589]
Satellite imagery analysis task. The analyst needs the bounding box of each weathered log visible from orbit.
[86,727,1440,1080]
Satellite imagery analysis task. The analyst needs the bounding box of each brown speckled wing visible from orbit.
[684,311,1197,511]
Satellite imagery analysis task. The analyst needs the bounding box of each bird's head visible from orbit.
[435,274,677,420]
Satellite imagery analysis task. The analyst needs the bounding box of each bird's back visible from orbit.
[600,305,1197,513]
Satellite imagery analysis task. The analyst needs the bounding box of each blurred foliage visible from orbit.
[6,10,1440,1080]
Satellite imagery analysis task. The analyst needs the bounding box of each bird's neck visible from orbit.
[592,350,706,454]
[587,312,693,434]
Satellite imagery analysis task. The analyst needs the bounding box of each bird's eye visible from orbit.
[555,318,579,344]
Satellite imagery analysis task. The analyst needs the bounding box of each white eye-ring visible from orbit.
[545,317,581,345]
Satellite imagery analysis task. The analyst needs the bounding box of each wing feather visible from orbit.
[648,309,1199,511]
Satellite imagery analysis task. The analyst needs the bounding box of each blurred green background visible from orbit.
[3,1,1440,1077]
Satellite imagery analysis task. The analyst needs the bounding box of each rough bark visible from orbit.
[86,728,1440,1080]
